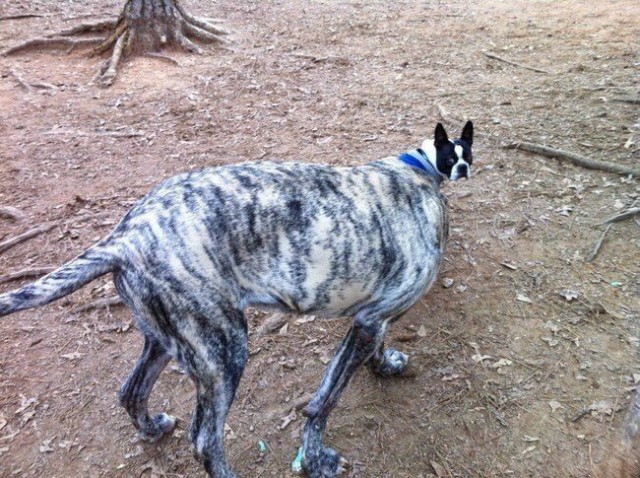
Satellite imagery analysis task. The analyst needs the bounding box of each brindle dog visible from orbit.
[0,122,474,477]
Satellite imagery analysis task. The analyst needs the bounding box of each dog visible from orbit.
[0,121,473,478]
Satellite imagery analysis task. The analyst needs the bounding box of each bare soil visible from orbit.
[0,1,638,477]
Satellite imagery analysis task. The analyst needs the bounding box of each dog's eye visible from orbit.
[448,158,456,165]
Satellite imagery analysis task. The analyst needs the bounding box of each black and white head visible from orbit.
[421,121,474,181]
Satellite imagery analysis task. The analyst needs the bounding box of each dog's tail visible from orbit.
[0,245,118,318]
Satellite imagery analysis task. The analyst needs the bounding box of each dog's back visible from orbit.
[107,159,448,319]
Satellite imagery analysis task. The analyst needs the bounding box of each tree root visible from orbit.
[1,0,230,87]
[2,37,104,56]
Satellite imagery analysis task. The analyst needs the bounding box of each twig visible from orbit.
[290,52,351,65]
[587,224,612,262]
[603,208,640,225]
[483,52,551,74]
[6,69,33,93]
[612,97,640,105]
[0,14,45,21]
[505,142,640,177]
[0,267,55,284]
[71,295,123,314]
[0,223,58,254]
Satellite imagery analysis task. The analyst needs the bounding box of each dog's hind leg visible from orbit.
[300,314,388,478]
[185,312,248,478]
[365,313,409,377]
[119,334,174,442]
[366,342,409,377]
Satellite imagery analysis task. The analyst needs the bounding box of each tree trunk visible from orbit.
[93,0,228,85]
[1,0,229,87]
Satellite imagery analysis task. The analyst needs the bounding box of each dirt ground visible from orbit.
[0,1,639,477]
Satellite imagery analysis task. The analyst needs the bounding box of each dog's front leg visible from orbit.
[299,317,383,477]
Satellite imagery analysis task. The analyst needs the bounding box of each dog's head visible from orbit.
[421,121,474,181]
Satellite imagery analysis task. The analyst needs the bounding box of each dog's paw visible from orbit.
[139,413,177,443]
[297,446,349,478]
[371,349,409,377]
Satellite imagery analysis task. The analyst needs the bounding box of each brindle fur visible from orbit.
[0,123,473,478]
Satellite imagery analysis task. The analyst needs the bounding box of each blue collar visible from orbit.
[398,148,443,185]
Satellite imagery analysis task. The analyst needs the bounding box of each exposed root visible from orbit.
[2,37,102,56]
[54,19,117,37]
[174,4,230,36]
[1,0,230,87]
[174,29,204,54]
[145,52,181,66]
[91,21,128,56]
[183,21,229,45]
[94,31,127,87]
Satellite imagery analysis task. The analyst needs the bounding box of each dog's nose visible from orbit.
[458,164,469,178]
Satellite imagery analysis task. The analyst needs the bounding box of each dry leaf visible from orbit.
[430,460,447,477]
[224,423,237,440]
[490,358,513,369]
[61,352,83,360]
[40,438,54,453]
[294,315,316,325]
[559,290,579,301]
[516,294,532,304]
[548,400,563,413]
[279,411,297,430]
[472,354,493,363]
[417,325,427,338]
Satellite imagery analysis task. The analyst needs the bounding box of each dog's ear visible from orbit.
[461,121,474,146]
[434,123,449,149]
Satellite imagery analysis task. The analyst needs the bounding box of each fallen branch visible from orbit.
[603,208,640,225]
[72,295,123,314]
[505,142,640,177]
[0,223,58,254]
[0,267,55,285]
[587,224,612,263]
[483,52,551,74]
